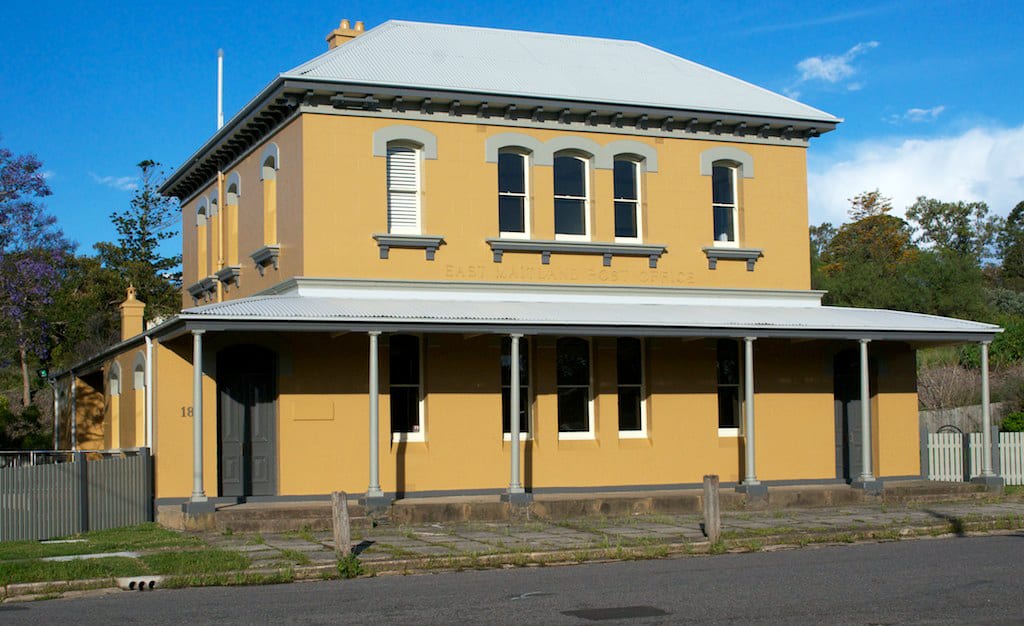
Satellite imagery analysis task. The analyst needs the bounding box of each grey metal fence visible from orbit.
[0,448,152,542]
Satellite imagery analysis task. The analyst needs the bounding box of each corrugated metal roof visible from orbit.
[284,20,839,124]
[181,293,996,337]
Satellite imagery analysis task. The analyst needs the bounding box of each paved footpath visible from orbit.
[201,498,1024,572]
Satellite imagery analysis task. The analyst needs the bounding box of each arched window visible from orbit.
[260,143,280,245]
[712,163,739,245]
[386,141,422,234]
[196,200,209,280]
[132,353,145,391]
[225,173,240,266]
[553,152,591,240]
[208,191,220,273]
[716,339,741,435]
[108,363,121,397]
[497,149,529,238]
[613,157,642,242]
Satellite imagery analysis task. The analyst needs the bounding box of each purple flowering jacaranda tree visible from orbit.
[0,139,72,407]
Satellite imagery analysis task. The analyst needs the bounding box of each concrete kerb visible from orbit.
[4,503,1023,603]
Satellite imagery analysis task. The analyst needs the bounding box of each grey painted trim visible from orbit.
[486,238,667,268]
[259,143,280,175]
[179,317,999,343]
[373,234,445,260]
[108,361,121,396]
[195,197,209,226]
[251,245,281,276]
[703,247,764,271]
[700,146,755,178]
[878,474,930,482]
[225,172,241,196]
[261,276,827,303]
[131,352,146,390]
[372,125,439,159]
[162,73,835,201]
[484,133,546,163]
[546,135,603,160]
[215,265,242,290]
[187,277,217,303]
[598,140,659,172]
[207,189,219,218]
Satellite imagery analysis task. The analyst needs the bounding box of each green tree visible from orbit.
[809,222,836,290]
[998,201,1024,290]
[905,196,1002,262]
[94,160,182,324]
[819,191,921,310]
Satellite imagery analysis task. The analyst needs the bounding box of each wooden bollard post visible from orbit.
[703,475,721,543]
[332,491,351,557]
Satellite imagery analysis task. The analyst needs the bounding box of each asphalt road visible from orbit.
[3,534,1024,625]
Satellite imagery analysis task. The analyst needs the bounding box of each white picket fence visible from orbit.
[926,432,1024,485]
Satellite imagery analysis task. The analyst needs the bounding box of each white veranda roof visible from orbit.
[180,280,997,342]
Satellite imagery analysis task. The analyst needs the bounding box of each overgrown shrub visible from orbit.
[1002,412,1024,432]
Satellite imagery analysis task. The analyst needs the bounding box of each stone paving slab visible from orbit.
[196,499,1024,572]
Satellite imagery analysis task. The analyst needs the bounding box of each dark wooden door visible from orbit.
[218,346,277,498]
[834,350,863,481]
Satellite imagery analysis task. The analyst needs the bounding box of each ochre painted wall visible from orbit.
[178,114,812,304]
[137,333,919,499]
[181,118,305,308]
[298,115,811,291]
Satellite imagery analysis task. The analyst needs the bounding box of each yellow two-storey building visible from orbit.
[56,19,1000,513]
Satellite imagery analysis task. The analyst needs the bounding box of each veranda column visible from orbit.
[736,337,766,497]
[972,340,1005,490]
[504,333,530,503]
[852,339,882,493]
[184,329,213,515]
[364,331,389,506]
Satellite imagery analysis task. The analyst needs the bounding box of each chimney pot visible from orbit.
[326,18,366,49]
[119,285,146,341]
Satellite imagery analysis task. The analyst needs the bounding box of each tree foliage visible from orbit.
[0,139,71,406]
[905,196,1002,262]
[93,160,181,322]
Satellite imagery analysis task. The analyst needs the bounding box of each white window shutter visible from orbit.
[387,146,421,234]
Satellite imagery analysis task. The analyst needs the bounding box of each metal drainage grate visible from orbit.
[562,606,670,621]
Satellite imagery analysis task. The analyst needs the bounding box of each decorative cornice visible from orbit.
[251,244,281,276]
[486,239,667,268]
[702,247,764,271]
[373,234,445,260]
[162,77,838,203]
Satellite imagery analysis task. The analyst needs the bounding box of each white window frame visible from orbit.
[557,337,595,441]
[386,142,423,235]
[553,153,592,242]
[502,337,533,442]
[617,337,648,439]
[390,334,425,443]
[613,158,643,244]
[711,163,740,248]
[497,149,531,240]
[717,338,742,438]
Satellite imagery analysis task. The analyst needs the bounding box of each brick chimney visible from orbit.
[119,285,146,341]
[326,19,365,49]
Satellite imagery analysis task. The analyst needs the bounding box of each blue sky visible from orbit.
[2,0,1022,255]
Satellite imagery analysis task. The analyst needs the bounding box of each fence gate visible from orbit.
[0,449,152,542]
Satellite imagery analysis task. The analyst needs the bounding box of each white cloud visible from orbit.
[796,41,879,84]
[808,124,1024,226]
[885,105,946,124]
[90,173,137,191]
